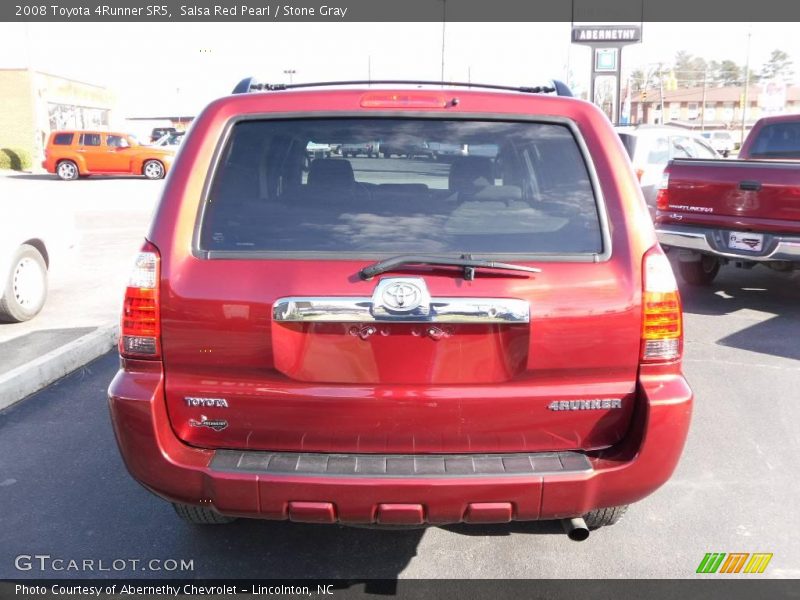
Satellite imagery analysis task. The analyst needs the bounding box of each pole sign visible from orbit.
[572,25,642,124]
[572,25,642,43]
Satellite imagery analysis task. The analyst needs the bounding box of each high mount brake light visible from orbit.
[120,241,161,359]
[641,246,683,362]
[360,92,449,109]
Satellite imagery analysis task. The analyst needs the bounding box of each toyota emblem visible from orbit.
[382,282,423,312]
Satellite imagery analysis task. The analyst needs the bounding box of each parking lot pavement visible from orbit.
[0,174,159,404]
[0,173,160,344]
[0,262,798,579]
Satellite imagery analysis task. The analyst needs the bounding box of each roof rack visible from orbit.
[232,78,573,97]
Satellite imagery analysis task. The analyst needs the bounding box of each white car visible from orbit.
[700,131,735,157]
[615,126,719,219]
[0,201,78,322]
[152,131,185,148]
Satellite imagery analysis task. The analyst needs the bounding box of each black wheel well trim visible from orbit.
[21,239,49,269]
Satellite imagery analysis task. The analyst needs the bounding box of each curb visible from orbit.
[0,325,118,412]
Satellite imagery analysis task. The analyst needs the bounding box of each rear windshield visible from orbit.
[200,118,603,256]
[749,122,800,158]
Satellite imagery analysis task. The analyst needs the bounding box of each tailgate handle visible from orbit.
[739,180,762,191]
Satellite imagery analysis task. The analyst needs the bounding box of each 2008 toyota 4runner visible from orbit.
[108,79,693,539]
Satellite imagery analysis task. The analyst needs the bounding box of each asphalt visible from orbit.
[0,262,798,580]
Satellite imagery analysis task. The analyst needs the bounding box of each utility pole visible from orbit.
[700,66,708,131]
[740,27,752,145]
[283,69,296,84]
[440,0,446,81]
[659,64,665,125]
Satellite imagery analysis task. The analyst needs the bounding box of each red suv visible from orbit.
[108,79,693,539]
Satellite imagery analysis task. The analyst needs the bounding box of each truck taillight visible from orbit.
[120,241,161,359]
[641,246,682,362]
[655,172,670,211]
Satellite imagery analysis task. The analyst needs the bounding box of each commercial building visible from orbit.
[629,84,800,130]
[0,68,115,165]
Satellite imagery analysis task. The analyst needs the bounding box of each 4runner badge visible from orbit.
[548,399,622,411]
[188,415,229,431]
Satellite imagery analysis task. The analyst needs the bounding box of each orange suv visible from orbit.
[42,131,175,180]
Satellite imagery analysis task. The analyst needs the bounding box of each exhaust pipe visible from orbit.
[561,517,590,541]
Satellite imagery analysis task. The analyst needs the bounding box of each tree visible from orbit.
[710,60,744,86]
[672,51,707,88]
[759,49,794,83]
[629,68,646,92]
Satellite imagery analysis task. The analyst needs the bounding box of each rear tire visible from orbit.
[583,505,628,529]
[678,256,720,285]
[0,244,48,323]
[143,159,165,180]
[56,160,79,181]
[172,503,237,525]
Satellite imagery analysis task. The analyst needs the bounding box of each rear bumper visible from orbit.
[108,361,693,524]
[657,223,800,261]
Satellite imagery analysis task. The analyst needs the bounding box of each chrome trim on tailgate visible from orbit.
[657,224,800,261]
[273,296,530,323]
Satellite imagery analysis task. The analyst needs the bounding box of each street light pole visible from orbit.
[283,69,296,85]
[740,28,752,145]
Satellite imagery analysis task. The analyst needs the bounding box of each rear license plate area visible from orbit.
[728,231,763,252]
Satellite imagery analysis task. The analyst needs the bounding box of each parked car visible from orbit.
[700,130,735,157]
[152,131,185,148]
[42,131,175,180]
[380,138,433,158]
[0,200,77,322]
[616,126,719,219]
[108,79,693,538]
[306,141,332,159]
[427,142,467,161]
[656,114,800,284]
[150,127,178,143]
[341,142,379,157]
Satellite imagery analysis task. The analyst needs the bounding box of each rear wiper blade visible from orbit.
[359,255,541,281]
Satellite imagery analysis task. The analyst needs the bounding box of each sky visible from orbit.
[0,21,797,117]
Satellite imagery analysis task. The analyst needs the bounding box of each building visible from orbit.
[0,68,116,165]
[629,85,800,137]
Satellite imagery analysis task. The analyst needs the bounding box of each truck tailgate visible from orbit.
[657,159,800,233]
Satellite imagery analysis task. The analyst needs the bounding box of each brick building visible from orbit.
[629,84,800,133]
[0,68,115,165]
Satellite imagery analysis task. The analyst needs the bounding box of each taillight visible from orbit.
[641,246,682,362]
[655,172,670,211]
[120,241,161,359]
